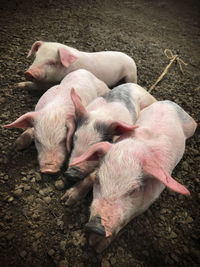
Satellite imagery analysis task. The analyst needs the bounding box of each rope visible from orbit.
[148,49,188,93]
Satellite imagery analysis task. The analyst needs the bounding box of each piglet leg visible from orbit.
[15,81,39,90]
[88,233,115,253]
[61,173,94,206]
[14,128,34,151]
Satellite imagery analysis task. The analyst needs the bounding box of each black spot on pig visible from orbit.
[94,121,114,142]
[76,116,89,129]
[102,84,137,119]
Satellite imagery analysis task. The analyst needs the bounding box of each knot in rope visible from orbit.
[148,49,188,93]
[164,49,188,73]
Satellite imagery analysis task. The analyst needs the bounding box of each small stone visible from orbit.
[39,189,45,196]
[160,215,165,221]
[110,257,117,265]
[7,196,14,203]
[4,175,8,180]
[24,185,31,191]
[27,174,32,180]
[169,231,177,239]
[39,187,52,196]
[13,188,23,197]
[55,180,65,190]
[32,213,40,221]
[21,177,27,182]
[32,241,39,252]
[101,259,110,267]
[160,208,168,214]
[0,97,6,104]
[185,216,193,223]
[35,232,42,239]
[59,260,69,267]
[20,250,27,257]
[43,196,51,204]
[60,240,67,251]
[57,219,64,229]
[26,195,34,202]
[48,249,55,257]
[31,178,36,183]
[35,172,42,182]
[182,161,189,171]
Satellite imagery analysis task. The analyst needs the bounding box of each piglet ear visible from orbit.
[69,141,112,167]
[66,115,76,153]
[58,48,78,67]
[27,41,43,58]
[71,88,88,119]
[109,120,138,135]
[3,112,37,129]
[143,159,190,195]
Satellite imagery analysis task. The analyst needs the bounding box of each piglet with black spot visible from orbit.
[70,100,197,252]
[66,83,156,181]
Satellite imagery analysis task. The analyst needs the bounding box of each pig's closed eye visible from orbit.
[48,61,57,67]
[59,137,66,145]
[125,186,142,198]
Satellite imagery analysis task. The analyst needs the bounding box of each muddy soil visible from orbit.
[0,0,200,266]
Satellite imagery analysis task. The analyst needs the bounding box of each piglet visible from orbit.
[65,83,156,181]
[17,41,137,90]
[69,100,197,252]
[4,69,110,174]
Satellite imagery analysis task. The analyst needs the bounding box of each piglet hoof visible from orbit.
[61,187,80,206]
[95,236,113,253]
[65,166,85,181]
[88,233,113,253]
[15,82,26,89]
[14,128,34,151]
[15,81,38,91]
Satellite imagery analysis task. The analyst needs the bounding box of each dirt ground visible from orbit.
[0,0,200,266]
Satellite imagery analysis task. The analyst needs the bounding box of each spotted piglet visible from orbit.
[69,100,197,252]
[65,83,156,180]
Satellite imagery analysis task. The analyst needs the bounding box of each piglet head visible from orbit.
[70,139,190,253]
[25,42,77,83]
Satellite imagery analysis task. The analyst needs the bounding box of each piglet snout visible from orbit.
[40,164,60,174]
[85,215,106,236]
[65,166,86,181]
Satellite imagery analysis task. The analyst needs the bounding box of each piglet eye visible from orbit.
[48,61,57,66]
[59,138,66,144]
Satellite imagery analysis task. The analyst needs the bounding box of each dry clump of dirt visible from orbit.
[0,0,200,266]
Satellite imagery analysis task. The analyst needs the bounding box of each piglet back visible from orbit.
[162,100,197,139]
